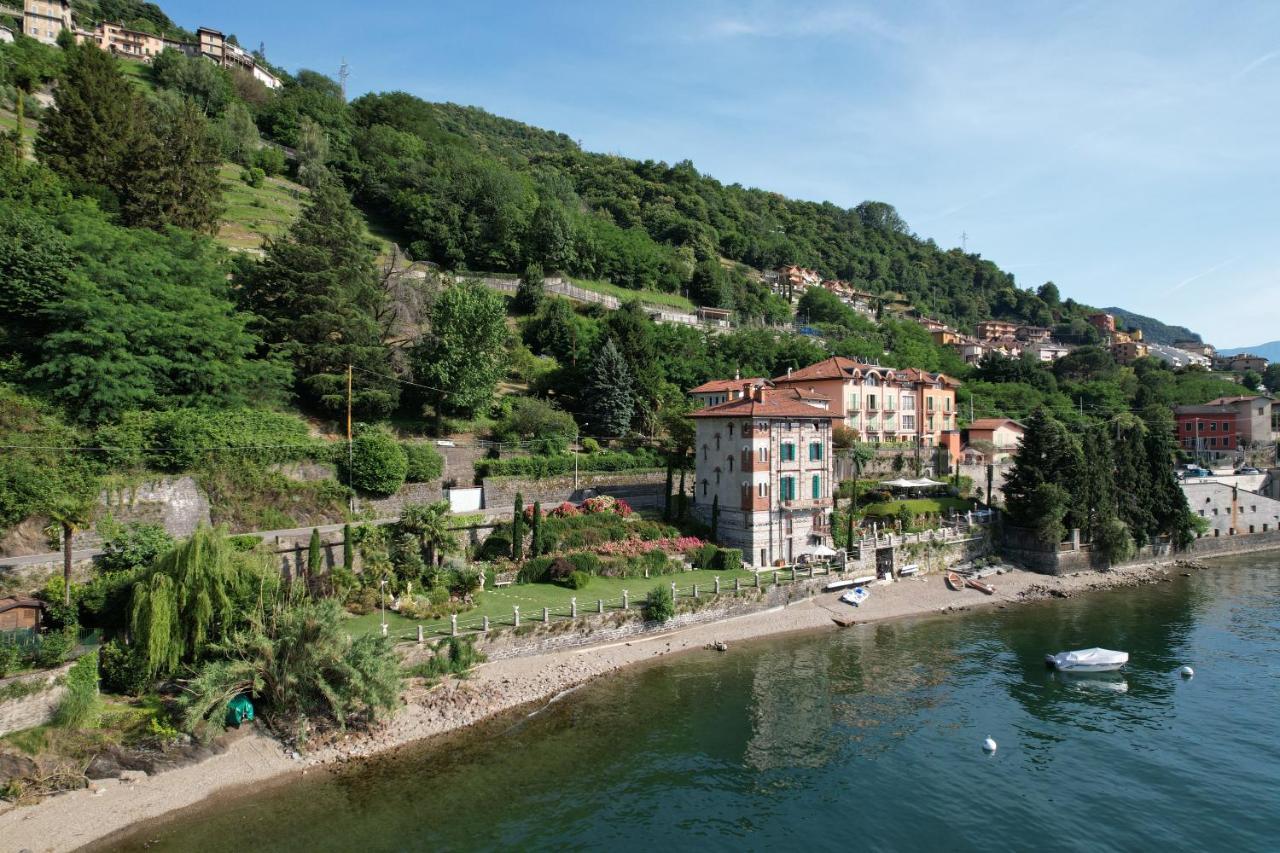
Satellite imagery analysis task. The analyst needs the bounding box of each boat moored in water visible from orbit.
[1045,648,1129,673]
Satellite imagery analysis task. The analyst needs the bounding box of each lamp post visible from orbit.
[379,578,388,636]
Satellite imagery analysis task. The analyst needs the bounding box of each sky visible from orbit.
[164,0,1280,347]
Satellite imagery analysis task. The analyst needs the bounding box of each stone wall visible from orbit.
[0,662,72,738]
[92,477,211,548]
[0,555,97,597]
[999,522,1280,575]
[356,482,445,518]
[481,470,667,510]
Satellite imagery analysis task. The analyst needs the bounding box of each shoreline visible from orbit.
[0,557,1217,851]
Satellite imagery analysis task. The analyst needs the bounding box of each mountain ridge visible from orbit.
[1103,307,1201,345]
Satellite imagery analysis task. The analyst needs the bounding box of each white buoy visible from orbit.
[1180,666,1194,678]
[982,736,998,753]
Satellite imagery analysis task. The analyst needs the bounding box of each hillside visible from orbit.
[1217,341,1280,361]
[1104,307,1201,345]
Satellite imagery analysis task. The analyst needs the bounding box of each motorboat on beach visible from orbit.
[840,587,870,607]
[1045,648,1129,673]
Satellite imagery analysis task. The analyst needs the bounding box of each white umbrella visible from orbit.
[882,478,918,489]
[809,544,837,556]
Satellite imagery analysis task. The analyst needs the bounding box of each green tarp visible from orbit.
[225,694,254,727]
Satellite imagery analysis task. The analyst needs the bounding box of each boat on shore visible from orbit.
[1045,648,1129,673]
[964,577,995,595]
[840,587,869,607]
[945,571,964,591]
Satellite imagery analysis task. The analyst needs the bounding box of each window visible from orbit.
[715,434,721,451]
[785,515,794,534]
[812,475,822,499]
[758,446,769,462]
[758,482,769,498]
[780,443,796,461]
[702,479,708,496]
[715,469,721,485]
[780,477,796,501]
[728,423,735,438]
[927,397,936,411]
[1221,421,1230,431]
[902,395,915,412]
[1209,422,1217,431]
[849,393,859,409]
[728,456,734,472]
[902,415,916,431]
[867,394,877,410]
[945,398,952,412]
[809,442,823,461]
[703,444,709,459]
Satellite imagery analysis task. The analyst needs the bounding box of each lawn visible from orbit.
[346,566,763,641]
[569,277,697,312]
[216,162,308,251]
[117,61,156,94]
[860,497,972,518]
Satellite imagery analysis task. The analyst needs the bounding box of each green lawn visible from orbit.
[117,61,156,94]
[216,162,308,251]
[347,566,763,641]
[569,277,697,312]
[861,497,972,518]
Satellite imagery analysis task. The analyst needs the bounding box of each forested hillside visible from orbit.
[1104,307,1201,345]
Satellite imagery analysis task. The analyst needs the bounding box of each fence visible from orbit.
[386,560,854,644]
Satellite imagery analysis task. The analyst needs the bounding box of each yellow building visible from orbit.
[23,0,72,45]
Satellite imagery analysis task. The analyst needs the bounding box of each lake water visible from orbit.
[103,554,1280,852]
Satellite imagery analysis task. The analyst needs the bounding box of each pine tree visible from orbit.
[585,338,634,436]
[1003,408,1084,544]
[512,492,524,561]
[1114,422,1155,546]
[239,179,398,418]
[125,93,223,233]
[38,43,149,209]
[530,501,542,557]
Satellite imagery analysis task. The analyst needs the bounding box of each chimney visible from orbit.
[787,366,793,376]
[742,382,754,400]
[753,384,765,403]
[735,368,740,380]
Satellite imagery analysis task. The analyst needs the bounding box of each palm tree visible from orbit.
[46,498,94,606]
[397,501,458,568]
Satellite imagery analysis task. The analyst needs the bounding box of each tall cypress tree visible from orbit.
[307,527,323,579]
[1003,408,1084,544]
[239,179,398,418]
[530,501,542,558]
[511,492,524,561]
[342,523,354,570]
[126,93,223,233]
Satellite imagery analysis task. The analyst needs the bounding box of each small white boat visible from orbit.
[1045,648,1129,673]
[840,587,870,607]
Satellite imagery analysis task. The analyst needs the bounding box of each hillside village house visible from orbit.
[1175,340,1216,359]
[690,385,836,566]
[22,0,72,45]
[769,356,959,448]
[962,418,1025,463]
[1212,353,1268,374]
[1111,340,1150,364]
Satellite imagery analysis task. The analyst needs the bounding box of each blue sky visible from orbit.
[165,1,1280,347]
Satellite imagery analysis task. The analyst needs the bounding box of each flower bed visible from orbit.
[594,535,704,557]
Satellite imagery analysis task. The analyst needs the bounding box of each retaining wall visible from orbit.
[0,661,73,738]
[481,470,667,510]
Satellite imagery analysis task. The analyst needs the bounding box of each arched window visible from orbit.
[728,423,735,438]
[701,479,709,496]
[702,444,709,460]
[715,434,721,451]
[728,456,734,472]
[715,468,722,485]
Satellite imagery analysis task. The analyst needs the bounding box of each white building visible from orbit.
[690,385,836,567]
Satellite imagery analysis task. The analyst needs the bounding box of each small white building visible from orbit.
[0,25,15,44]
[690,384,836,567]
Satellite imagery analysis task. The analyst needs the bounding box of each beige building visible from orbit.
[88,22,166,60]
[963,418,1025,462]
[690,386,836,566]
[1111,341,1150,364]
[23,0,72,45]
[197,26,281,88]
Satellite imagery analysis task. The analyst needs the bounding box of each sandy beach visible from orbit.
[0,559,1188,852]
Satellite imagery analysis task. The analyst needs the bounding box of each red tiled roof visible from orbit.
[772,356,891,383]
[689,377,769,394]
[688,388,837,420]
[966,418,1025,431]
[1204,395,1273,406]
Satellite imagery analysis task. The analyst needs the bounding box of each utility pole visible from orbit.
[347,364,354,513]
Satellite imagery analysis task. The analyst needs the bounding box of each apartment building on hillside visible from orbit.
[769,356,959,448]
[22,0,72,45]
[1174,395,1277,455]
[690,386,836,566]
[197,27,281,88]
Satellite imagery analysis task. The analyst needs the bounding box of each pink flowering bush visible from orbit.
[580,495,617,515]
[548,502,579,518]
[593,535,704,557]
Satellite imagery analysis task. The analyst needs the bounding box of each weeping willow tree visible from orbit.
[130,526,276,678]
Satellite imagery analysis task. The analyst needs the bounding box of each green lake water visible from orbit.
[103,554,1280,852]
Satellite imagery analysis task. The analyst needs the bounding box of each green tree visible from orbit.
[1002,409,1084,545]
[342,522,354,570]
[512,492,524,561]
[295,116,331,188]
[126,92,223,233]
[343,429,408,496]
[239,179,398,418]
[530,501,542,557]
[151,47,232,115]
[410,280,508,432]
[47,496,94,606]
[396,501,457,568]
[308,527,323,578]
[216,99,261,165]
[584,338,634,436]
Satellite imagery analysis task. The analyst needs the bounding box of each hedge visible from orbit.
[475,448,663,479]
[404,442,445,482]
[94,408,325,472]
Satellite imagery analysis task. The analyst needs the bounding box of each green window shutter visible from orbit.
[812,475,820,499]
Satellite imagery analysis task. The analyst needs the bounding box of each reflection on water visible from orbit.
[103,554,1280,853]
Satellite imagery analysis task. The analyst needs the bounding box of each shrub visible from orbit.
[229,534,264,552]
[403,443,445,482]
[517,555,554,584]
[689,543,718,569]
[567,551,601,575]
[95,408,321,472]
[96,522,174,575]
[644,585,674,623]
[409,636,486,683]
[492,397,576,455]
[55,651,101,729]
[0,642,19,678]
[547,557,576,583]
[581,437,600,453]
[712,548,743,570]
[242,166,265,187]
[478,532,512,561]
[342,429,408,496]
[548,501,579,518]
[474,448,662,479]
[565,570,591,590]
[253,145,286,176]
[98,640,150,696]
[33,629,74,669]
